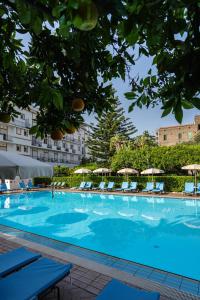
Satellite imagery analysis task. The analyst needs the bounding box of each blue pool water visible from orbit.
[0,191,200,280]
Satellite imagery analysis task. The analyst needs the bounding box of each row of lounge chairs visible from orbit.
[0,247,160,300]
[74,181,165,193]
[0,180,38,193]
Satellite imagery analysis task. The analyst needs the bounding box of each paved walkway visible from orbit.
[1,236,196,300]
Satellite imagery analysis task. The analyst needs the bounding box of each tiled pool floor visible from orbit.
[0,224,200,300]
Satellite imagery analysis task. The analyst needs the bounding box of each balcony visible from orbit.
[32,140,42,147]
[47,144,52,149]
[13,119,31,128]
[0,134,13,142]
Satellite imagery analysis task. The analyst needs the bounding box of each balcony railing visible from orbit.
[32,140,42,147]
[12,119,31,128]
[0,134,13,142]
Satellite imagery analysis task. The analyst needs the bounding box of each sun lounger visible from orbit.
[27,180,38,190]
[77,182,86,190]
[0,183,8,193]
[0,247,41,277]
[142,182,154,192]
[152,182,164,193]
[18,181,27,190]
[124,182,138,192]
[195,183,200,194]
[92,182,105,190]
[106,182,115,191]
[0,257,72,300]
[84,182,93,190]
[96,279,160,300]
[115,182,129,191]
[183,182,194,194]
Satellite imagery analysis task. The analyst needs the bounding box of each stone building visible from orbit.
[156,115,200,146]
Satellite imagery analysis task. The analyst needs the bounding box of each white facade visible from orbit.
[0,107,89,167]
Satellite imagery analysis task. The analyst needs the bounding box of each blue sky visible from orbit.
[112,52,198,135]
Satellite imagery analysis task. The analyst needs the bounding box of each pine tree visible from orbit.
[87,99,137,162]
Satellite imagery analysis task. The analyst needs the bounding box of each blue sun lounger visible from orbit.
[92,182,105,190]
[196,183,200,194]
[0,247,41,277]
[0,257,72,300]
[27,180,38,190]
[0,183,8,193]
[115,182,129,191]
[96,279,160,300]
[124,181,138,192]
[152,182,164,193]
[183,182,194,194]
[142,182,154,192]
[84,182,93,190]
[106,182,115,191]
[18,181,27,190]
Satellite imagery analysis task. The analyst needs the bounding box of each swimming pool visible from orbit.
[0,191,200,280]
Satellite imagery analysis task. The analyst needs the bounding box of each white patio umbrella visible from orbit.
[93,168,111,180]
[182,164,200,189]
[0,151,53,179]
[74,168,92,180]
[117,168,138,180]
[141,168,164,181]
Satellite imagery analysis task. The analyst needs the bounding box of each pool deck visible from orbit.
[1,188,200,299]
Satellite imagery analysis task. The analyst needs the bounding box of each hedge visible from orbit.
[33,175,198,192]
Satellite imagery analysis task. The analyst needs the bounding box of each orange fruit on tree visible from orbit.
[65,125,76,134]
[0,113,11,123]
[72,1,98,31]
[72,98,85,112]
[51,129,64,140]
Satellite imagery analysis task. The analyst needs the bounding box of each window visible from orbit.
[24,130,28,136]
[163,134,167,141]
[24,146,28,153]
[78,146,81,151]
[188,132,193,139]
[198,124,200,130]
[20,113,25,120]
[178,133,182,139]
[16,145,21,152]
[70,145,74,149]
[43,138,47,144]
[16,128,21,135]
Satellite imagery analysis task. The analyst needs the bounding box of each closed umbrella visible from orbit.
[182,164,200,190]
[0,151,53,179]
[93,168,111,181]
[117,168,138,180]
[141,168,164,181]
[74,168,92,180]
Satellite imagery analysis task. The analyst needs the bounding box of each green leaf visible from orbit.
[161,107,171,117]
[128,103,135,112]
[181,100,194,109]
[124,92,135,100]
[32,16,42,34]
[174,103,183,123]
[52,90,63,110]
[190,98,200,109]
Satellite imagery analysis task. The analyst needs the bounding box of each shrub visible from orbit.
[51,175,197,192]
[33,177,52,186]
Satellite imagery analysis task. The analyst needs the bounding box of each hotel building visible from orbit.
[0,107,89,167]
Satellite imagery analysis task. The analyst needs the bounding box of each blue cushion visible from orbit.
[0,247,41,277]
[96,279,160,300]
[0,257,72,300]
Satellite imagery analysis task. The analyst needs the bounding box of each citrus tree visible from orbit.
[1,0,200,137]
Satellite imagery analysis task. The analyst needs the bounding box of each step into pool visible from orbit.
[0,191,200,281]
